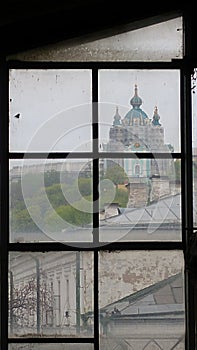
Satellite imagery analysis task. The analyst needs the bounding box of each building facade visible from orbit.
[104,85,177,207]
[9,251,94,337]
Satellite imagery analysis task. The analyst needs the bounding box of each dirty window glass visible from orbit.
[5,13,185,350]
[99,158,181,242]
[8,17,183,62]
[9,159,93,243]
[99,69,181,153]
[9,69,92,152]
[9,251,94,338]
[99,250,185,350]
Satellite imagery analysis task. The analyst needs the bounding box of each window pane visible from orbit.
[9,69,92,152]
[99,250,185,350]
[99,70,180,153]
[99,158,181,242]
[10,159,93,243]
[8,17,183,62]
[9,252,94,338]
[9,344,94,349]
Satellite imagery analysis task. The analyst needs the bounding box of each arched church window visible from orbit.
[133,118,139,125]
[135,164,141,176]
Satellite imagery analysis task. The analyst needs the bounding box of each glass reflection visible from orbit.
[99,70,180,153]
[99,158,181,242]
[9,159,93,243]
[9,69,92,152]
[99,250,185,350]
[9,252,94,338]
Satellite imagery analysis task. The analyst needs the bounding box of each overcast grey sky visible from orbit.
[9,69,92,153]
[99,69,181,152]
[9,68,181,153]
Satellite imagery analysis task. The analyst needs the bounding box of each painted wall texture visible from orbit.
[9,249,184,341]
[98,250,184,308]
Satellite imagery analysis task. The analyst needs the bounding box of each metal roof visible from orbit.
[101,272,184,319]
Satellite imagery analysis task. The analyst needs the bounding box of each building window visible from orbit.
[134,164,140,176]
[1,12,196,350]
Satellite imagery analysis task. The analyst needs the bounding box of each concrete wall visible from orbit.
[126,177,173,208]
[99,250,184,308]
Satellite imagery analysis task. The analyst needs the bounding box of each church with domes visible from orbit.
[105,84,174,179]
[103,85,175,207]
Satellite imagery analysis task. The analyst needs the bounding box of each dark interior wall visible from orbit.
[1,1,195,56]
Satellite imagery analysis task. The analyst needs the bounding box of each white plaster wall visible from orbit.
[98,250,184,308]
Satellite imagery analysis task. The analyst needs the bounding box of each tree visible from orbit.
[44,169,60,187]
[45,183,68,208]
[10,171,93,233]
[10,180,25,209]
[44,201,92,230]
[22,173,43,198]
[9,272,53,332]
[114,188,129,208]
[11,206,41,233]
[104,163,129,185]
[77,178,92,197]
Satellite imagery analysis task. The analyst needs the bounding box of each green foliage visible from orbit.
[45,183,68,208]
[114,188,129,208]
[99,183,128,209]
[56,203,92,226]
[22,173,43,198]
[104,163,129,185]
[10,171,93,232]
[44,198,92,230]
[11,206,41,232]
[44,169,60,187]
[10,180,26,210]
[10,167,129,233]
[77,178,92,197]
